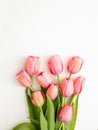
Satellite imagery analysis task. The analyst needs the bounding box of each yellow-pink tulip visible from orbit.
[31,90,45,106]
[16,70,32,87]
[67,56,84,74]
[47,84,58,100]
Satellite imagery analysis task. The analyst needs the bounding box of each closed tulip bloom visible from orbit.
[74,76,86,94]
[61,78,74,97]
[48,55,63,75]
[31,90,45,106]
[16,70,32,87]
[47,84,58,100]
[36,72,51,88]
[58,104,74,122]
[67,56,84,74]
[25,56,40,75]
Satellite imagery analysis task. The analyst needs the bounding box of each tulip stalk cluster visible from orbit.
[13,55,86,130]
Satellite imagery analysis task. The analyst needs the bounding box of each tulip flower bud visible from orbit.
[67,56,84,74]
[46,84,58,100]
[48,55,63,75]
[31,90,45,106]
[36,72,51,88]
[74,76,86,94]
[58,104,74,122]
[16,70,32,87]
[61,78,74,97]
[25,56,40,75]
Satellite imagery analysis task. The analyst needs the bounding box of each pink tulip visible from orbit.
[58,104,74,122]
[48,55,63,75]
[61,78,74,97]
[36,72,51,88]
[67,56,84,74]
[74,76,86,94]
[46,84,58,100]
[16,70,32,87]
[25,56,40,75]
[31,90,45,106]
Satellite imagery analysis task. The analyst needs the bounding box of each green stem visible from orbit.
[62,97,66,107]
[70,94,77,105]
[68,73,72,78]
[57,74,61,93]
[40,106,43,113]
[62,123,64,130]
[57,74,60,86]
[29,75,34,92]
[59,122,64,130]
[30,85,34,92]
[59,123,63,130]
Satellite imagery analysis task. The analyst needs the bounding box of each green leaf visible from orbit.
[40,111,48,130]
[64,95,79,130]
[46,95,55,130]
[25,88,40,129]
[12,123,36,130]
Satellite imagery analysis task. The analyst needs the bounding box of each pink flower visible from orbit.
[61,78,74,97]
[16,70,32,87]
[67,56,84,74]
[48,55,63,75]
[31,90,45,106]
[74,76,86,94]
[25,56,40,75]
[36,72,51,88]
[58,104,74,122]
[46,84,58,100]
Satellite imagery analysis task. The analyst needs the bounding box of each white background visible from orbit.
[0,0,98,130]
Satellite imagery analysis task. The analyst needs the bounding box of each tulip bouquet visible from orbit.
[12,55,86,130]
